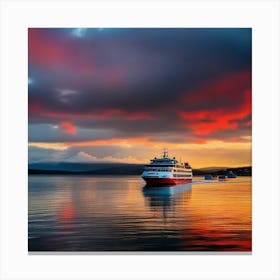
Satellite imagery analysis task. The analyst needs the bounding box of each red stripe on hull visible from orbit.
[142,177,192,186]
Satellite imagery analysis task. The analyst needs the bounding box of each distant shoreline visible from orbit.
[28,164,251,176]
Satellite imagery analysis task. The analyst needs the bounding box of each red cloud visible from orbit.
[28,29,124,83]
[28,29,94,75]
[181,71,251,107]
[29,29,66,67]
[59,121,77,134]
[28,101,153,121]
[180,72,251,135]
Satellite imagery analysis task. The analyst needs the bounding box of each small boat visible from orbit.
[218,175,227,181]
[141,148,193,186]
[204,174,213,180]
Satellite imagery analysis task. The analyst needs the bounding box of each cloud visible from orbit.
[64,151,97,162]
[28,69,251,142]
[56,88,77,96]
[178,72,251,135]
[59,121,77,134]
[28,146,67,162]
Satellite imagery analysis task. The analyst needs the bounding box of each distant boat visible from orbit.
[218,175,227,181]
[204,175,213,180]
[227,171,237,178]
[141,148,193,186]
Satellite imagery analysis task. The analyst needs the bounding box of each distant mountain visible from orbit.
[28,162,252,176]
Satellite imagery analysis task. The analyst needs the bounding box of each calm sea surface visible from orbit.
[28,175,251,252]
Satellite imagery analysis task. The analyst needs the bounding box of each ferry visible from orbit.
[141,148,192,186]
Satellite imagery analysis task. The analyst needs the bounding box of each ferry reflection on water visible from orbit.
[142,183,192,220]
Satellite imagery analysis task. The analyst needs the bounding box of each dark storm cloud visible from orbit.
[28,28,251,143]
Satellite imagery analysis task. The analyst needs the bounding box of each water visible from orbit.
[28,175,251,252]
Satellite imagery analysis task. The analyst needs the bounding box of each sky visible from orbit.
[28,28,252,168]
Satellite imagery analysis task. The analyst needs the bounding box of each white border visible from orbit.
[1,0,279,280]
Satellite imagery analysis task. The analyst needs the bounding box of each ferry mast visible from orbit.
[163,148,168,158]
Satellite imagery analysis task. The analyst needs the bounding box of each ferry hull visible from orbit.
[142,177,192,186]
